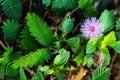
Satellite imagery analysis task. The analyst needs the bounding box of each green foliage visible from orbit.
[62,18,74,34]
[32,0,45,17]
[91,67,110,80]
[20,68,27,80]
[32,71,45,80]
[52,0,77,10]
[99,32,115,66]
[101,31,116,48]
[54,41,61,49]
[20,27,41,51]
[12,49,51,68]
[115,32,120,41]
[0,0,119,79]
[53,48,70,66]
[26,12,55,46]
[42,0,51,7]
[4,64,18,77]
[66,34,82,53]
[83,6,98,17]
[0,0,4,3]
[111,41,120,53]
[0,63,19,79]
[0,0,22,20]
[99,10,114,33]
[39,65,52,75]
[78,0,98,17]
[44,0,77,16]
[101,31,120,55]
[73,50,84,66]
[56,73,65,80]
[0,63,5,79]
[1,19,20,41]
[1,47,13,64]
[78,0,93,9]
[99,47,110,66]
[115,18,120,30]
[86,38,98,54]
[83,54,93,68]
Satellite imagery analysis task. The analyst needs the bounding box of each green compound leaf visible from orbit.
[115,32,120,41]
[12,49,51,68]
[53,41,61,49]
[53,48,70,66]
[39,65,54,75]
[115,18,120,30]
[111,41,120,54]
[62,18,74,34]
[42,0,51,7]
[83,6,98,17]
[0,0,22,20]
[1,47,13,64]
[78,0,93,9]
[32,71,45,80]
[86,38,98,54]
[39,65,50,75]
[26,12,55,46]
[1,19,20,41]
[83,54,93,68]
[99,10,114,33]
[56,73,65,80]
[20,27,41,51]
[73,50,84,66]
[101,31,116,48]
[92,67,110,80]
[20,68,27,80]
[99,47,110,66]
[0,63,19,78]
[66,34,81,53]
[52,0,77,10]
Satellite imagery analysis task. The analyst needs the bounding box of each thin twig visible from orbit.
[58,8,79,30]
[29,0,32,11]
[24,67,35,75]
[71,8,79,15]
[42,9,48,21]
[50,75,55,80]
[4,37,9,47]
[110,52,117,69]
[0,40,7,50]
[72,22,81,33]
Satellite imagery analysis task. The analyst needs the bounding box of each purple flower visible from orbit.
[80,17,102,39]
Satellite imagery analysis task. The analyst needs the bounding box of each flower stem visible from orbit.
[110,52,117,69]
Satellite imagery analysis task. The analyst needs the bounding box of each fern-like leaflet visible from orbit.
[52,0,77,10]
[92,67,110,80]
[42,0,51,7]
[116,18,120,30]
[1,47,13,65]
[0,63,4,79]
[1,19,20,41]
[0,47,20,79]
[20,27,41,51]
[0,63,18,79]
[12,49,51,69]
[0,0,22,20]
[26,12,55,46]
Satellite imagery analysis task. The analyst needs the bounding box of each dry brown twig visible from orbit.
[58,8,79,30]
[24,67,35,76]
[110,52,117,69]
[0,40,7,50]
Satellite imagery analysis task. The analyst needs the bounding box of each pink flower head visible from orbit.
[80,17,102,39]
